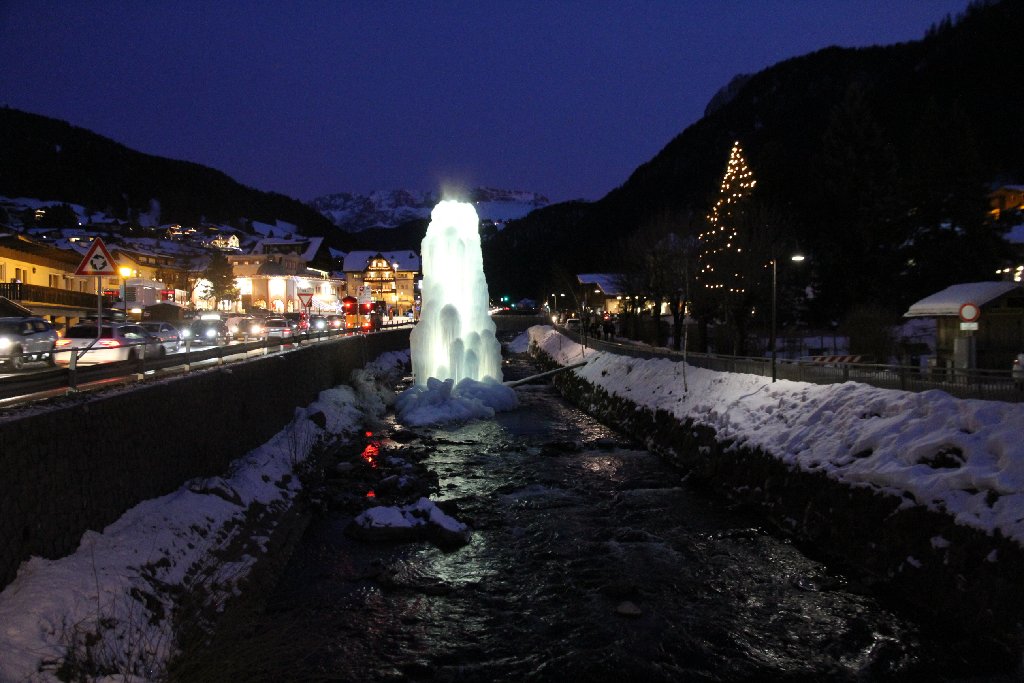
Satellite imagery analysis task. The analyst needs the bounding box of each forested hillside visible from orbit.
[0,107,346,249]
[485,0,1023,328]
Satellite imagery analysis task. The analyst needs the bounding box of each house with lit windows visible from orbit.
[341,251,420,318]
[227,237,345,313]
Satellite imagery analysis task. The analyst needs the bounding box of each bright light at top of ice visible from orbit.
[409,199,502,385]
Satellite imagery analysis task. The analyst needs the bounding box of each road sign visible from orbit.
[297,292,313,308]
[959,302,981,323]
[74,238,118,276]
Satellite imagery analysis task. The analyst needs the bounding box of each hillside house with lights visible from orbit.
[341,251,420,317]
[228,237,345,313]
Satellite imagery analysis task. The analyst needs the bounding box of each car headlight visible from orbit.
[205,329,216,338]
[0,337,11,349]
[182,329,192,338]
[230,325,239,334]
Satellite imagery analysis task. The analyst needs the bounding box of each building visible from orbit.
[341,251,420,317]
[904,281,1024,371]
[988,185,1024,220]
[228,237,345,314]
[0,233,116,326]
[576,273,626,315]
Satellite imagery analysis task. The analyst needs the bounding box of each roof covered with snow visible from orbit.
[577,273,625,296]
[904,281,1022,317]
[342,250,420,273]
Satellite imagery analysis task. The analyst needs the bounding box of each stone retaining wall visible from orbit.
[537,349,1024,641]
[0,330,410,590]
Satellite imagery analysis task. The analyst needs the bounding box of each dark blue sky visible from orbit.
[0,1,968,204]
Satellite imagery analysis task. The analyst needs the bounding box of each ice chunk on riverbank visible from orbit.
[395,376,517,426]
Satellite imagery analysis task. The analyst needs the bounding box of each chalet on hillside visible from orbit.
[988,185,1024,220]
[904,281,1024,371]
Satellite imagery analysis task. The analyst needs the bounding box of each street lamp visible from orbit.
[118,266,133,322]
[771,253,805,382]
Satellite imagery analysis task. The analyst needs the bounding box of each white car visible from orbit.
[262,317,294,340]
[55,323,163,364]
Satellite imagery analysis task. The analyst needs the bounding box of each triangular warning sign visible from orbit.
[297,292,314,307]
[75,237,119,276]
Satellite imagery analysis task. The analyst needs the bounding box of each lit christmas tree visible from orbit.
[697,140,756,297]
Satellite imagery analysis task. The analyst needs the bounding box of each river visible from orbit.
[180,354,1018,682]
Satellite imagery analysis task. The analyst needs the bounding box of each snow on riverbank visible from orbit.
[525,326,1024,546]
[0,351,408,682]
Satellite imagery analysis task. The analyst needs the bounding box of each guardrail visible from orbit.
[559,327,1024,403]
[0,324,413,405]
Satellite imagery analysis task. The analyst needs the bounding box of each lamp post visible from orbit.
[771,253,805,382]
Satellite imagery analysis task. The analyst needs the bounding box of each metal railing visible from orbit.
[559,327,1024,403]
[0,323,415,405]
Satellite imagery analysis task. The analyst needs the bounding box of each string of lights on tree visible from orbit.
[697,140,756,296]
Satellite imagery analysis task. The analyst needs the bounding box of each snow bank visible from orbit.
[0,354,405,682]
[528,326,1024,545]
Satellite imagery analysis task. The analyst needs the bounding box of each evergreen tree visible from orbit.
[698,141,756,297]
[696,141,758,353]
[205,251,239,310]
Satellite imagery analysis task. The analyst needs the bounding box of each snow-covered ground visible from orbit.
[0,351,408,682]
[522,325,1024,546]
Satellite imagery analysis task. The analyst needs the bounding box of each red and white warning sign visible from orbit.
[74,238,118,276]
[297,292,314,308]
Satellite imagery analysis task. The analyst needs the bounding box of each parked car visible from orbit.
[55,323,163,364]
[263,317,294,340]
[226,316,265,340]
[182,318,230,346]
[0,316,59,370]
[140,321,181,353]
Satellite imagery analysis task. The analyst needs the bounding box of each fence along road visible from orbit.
[558,326,1024,404]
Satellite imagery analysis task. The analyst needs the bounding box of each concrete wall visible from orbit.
[0,329,410,590]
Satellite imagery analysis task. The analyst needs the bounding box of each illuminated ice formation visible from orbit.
[398,199,517,426]
[409,199,503,385]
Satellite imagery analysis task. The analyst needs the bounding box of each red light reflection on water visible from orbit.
[361,433,380,469]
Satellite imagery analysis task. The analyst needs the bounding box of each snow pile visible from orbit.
[528,325,1024,545]
[349,497,471,546]
[395,376,518,426]
[0,355,405,682]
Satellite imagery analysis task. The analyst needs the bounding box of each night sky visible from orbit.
[0,1,968,204]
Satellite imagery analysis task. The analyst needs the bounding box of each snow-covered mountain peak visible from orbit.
[309,187,549,232]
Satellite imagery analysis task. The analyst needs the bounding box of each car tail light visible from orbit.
[97,339,122,348]
[55,339,71,348]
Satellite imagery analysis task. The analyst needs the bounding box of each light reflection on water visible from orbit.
[217,363,1018,682]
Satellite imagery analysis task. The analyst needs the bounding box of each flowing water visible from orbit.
[200,355,1019,682]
